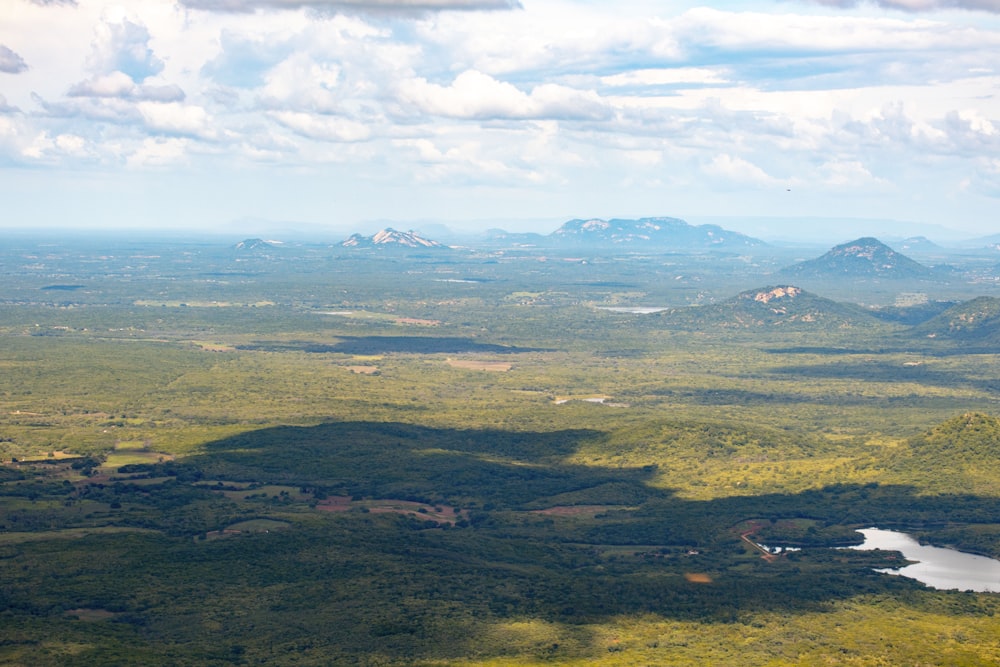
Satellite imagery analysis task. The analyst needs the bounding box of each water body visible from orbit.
[596,306,669,314]
[849,528,1000,593]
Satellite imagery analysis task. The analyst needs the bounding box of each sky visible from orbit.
[1,0,999,240]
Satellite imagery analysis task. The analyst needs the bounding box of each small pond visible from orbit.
[849,528,1000,593]
[596,306,670,314]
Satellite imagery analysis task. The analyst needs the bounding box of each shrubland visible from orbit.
[2,237,1000,665]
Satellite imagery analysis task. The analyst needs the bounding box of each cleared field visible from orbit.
[446,359,513,372]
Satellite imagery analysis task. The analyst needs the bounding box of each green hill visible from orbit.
[657,285,884,331]
[911,412,1000,461]
[884,412,1000,496]
[910,296,1000,346]
[780,237,933,279]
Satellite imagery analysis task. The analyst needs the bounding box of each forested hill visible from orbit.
[654,285,885,330]
[885,413,1000,496]
[780,237,934,279]
[909,296,1000,345]
[911,412,1000,461]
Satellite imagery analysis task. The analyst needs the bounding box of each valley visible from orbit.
[2,223,1000,665]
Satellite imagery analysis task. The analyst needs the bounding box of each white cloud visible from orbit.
[819,159,889,188]
[0,94,18,114]
[672,7,1000,56]
[269,110,371,141]
[257,53,343,113]
[126,137,190,167]
[136,102,214,138]
[601,68,730,87]
[33,93,143,124]
[704,154,780,186]
[968,159,1000,196]
[20,131,94,161]
[805,0,1000,13]
[3,0,1000,231]
[417,7,682,77]
[396,70,611,120]
[0,45,28,74]
[394,136,543,184]
[53,133,90,156]
[87,17,163,82]
[68,72,186,102]
[179,0,522,13]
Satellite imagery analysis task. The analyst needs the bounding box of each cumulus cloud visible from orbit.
[87,18,163,82]
[21,131,97,162]
[68,72,185,102]
[804,0,1000,12]
[0,45,28,74]
[969,159,1000,196]
[0,94,18,113]
[126,137,190,168]
[269,110,371,141]
[394,136,543,184]
[32,91,143,124]
[201,32,294,89]
[704,154,781,186]
[819,159,889,188]
[396,70,611,121]
[180,0,521,12]
[602,68,730,88]
[257,53,344,113]
[137,102,215,138]
[674,7,986,54]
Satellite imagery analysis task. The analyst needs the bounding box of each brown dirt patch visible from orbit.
[446,359,512,372]
[203,529,242,540]
[530,505,624,517]
[394,317,440,326]
[317,496,466,525]
[193,342,236,352]
[18,450,79,462]
[65,608,117,622]
[316,496,353,511]
[346,365,380,375]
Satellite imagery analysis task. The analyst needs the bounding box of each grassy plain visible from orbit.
[2,237,1000,665]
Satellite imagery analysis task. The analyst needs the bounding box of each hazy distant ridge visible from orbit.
[780,237,933,279]
[341,228,444,249]
[550,217,765,249]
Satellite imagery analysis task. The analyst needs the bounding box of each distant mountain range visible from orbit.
[233,238,279,252]
[329,224,990,269]
[895,236,943,254]
[548,217,764,249]
[340,217,765,251]
[341,228,444,249]
[780,237,934,279]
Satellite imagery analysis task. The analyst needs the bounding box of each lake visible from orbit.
[849,528,1000,593]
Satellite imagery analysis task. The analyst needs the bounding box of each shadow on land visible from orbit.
[772,360,1000,395]
[184,421,1000,533]
[163,425,1000,640]
[236,335,548,355]
[13,421,1000,663]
